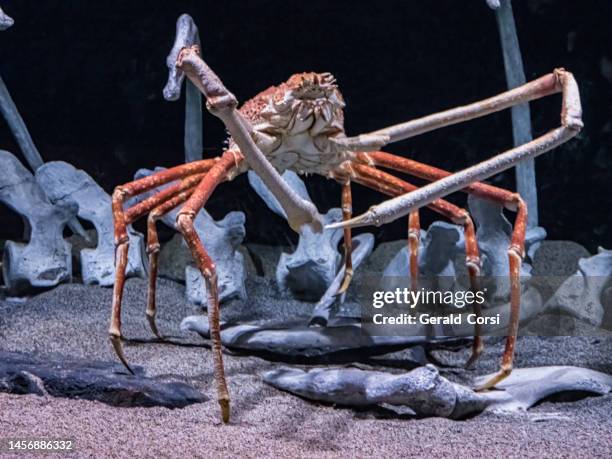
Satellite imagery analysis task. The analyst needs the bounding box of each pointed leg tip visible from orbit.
[473,382,492,392]
[335,271,354,296]
[219,399,230,423]
[109,334,135,375]
[327,212,378,230]
[474,368,511,392]
[146,314,164,341]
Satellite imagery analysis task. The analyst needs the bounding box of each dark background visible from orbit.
[0,0,610,251]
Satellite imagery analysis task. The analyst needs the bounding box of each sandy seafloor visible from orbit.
[0,243,611,458]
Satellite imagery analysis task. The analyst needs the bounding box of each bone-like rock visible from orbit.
[0,151,75,295]
[467,195,545,300]
[36,161,147,286]
[134,168,247,305]
[0,6,14,30]
[309,233,375,325]
[264,365,612,418]
[382,221,462,293]
[249,170,344,300]
[544,247,612,327]
[163,14,200,102]
[163,14,203,163]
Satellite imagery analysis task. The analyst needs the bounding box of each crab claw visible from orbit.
[146,314,164,340]
[335,268,353,296]
[325,208,383,230]
[110,334,135,375]
[330,133,390,152]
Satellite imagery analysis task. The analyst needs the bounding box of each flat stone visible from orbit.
[181,315,433,363]
[179,286,541,361]
[264,364,612,419]
[0,351,206,408]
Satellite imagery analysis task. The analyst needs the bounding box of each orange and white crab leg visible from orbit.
[142,182,200,339]
[337,181,353,294]
[335,162,483,358]
[110,159,217,372]
[175,150,242,424]
[407,211,420,292]
[328,69,581,231]
[176,45,322,233]
[355,152,533,381]
[334,69,580,152]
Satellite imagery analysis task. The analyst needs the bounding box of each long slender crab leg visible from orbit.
[407,211,420,292]
[335,69,579,151]
[176,45,322,232]
[143,183,199,339]
[336,181,353,294]
[125,171,209,225]
[328,68,581,230]
[352,152,531,383]
[124,173,207,338]
[110,159,215,373]
[337,162,483,362]
[340,162,481,275]
[175,150,242,424]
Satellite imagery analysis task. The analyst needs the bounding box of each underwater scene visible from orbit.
[0,1,611,458]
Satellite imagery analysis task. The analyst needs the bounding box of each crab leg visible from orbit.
[144,182,200,338]
[337,162,483,357]
[336,69,580,151]
[353,151,531,382]
[329,69,581,230]
[340,162,481,272]
[124,173,207,338]
[125,172,208,225]
[176,45,322,232]
[110,160,215,372]
[176,150,242,424]
[407,211,420,292]
[337,181,353,294]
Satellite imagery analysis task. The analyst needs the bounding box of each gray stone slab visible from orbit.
[264,364,612,419]
[180,286,542,360]
[0,351,206,408]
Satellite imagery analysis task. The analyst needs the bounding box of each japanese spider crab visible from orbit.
[109,40,582,423]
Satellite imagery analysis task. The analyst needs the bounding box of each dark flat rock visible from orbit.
[179,287,542,363]
[179,315,463,364]
[0,351,206,408]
